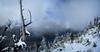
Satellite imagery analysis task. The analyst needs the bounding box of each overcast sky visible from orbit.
[0,0,100,31]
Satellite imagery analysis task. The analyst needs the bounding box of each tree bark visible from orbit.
[19,0,26,41]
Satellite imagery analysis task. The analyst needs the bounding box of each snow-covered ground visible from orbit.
[41,26,100,52]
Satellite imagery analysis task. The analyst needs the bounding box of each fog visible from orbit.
[0,0,100,32]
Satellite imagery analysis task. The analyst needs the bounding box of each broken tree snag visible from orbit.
[24,10,32,27]
[19,0,32,41]
[19,0,25,41]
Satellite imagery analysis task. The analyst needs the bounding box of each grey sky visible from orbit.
[0,0,100,31]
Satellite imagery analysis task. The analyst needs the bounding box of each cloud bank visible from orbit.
[0,0,100,32]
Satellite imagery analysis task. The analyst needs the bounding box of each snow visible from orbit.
[45,26,100,52]
[2,36,6,40]
[12,34,17,42]
[12,34,16,38]
[25,28,30,36]
[0,35,2,38]
[1,47,9,51]
[15,39,26,49]
[0,35,6,43]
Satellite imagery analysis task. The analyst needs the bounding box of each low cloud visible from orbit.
[0,0,100,32]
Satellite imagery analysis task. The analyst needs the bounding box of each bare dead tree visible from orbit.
[19,0,32,41]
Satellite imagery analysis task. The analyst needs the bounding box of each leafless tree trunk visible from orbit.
[19,0,32,41]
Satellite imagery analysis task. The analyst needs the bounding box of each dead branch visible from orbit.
[24,10,32,27]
